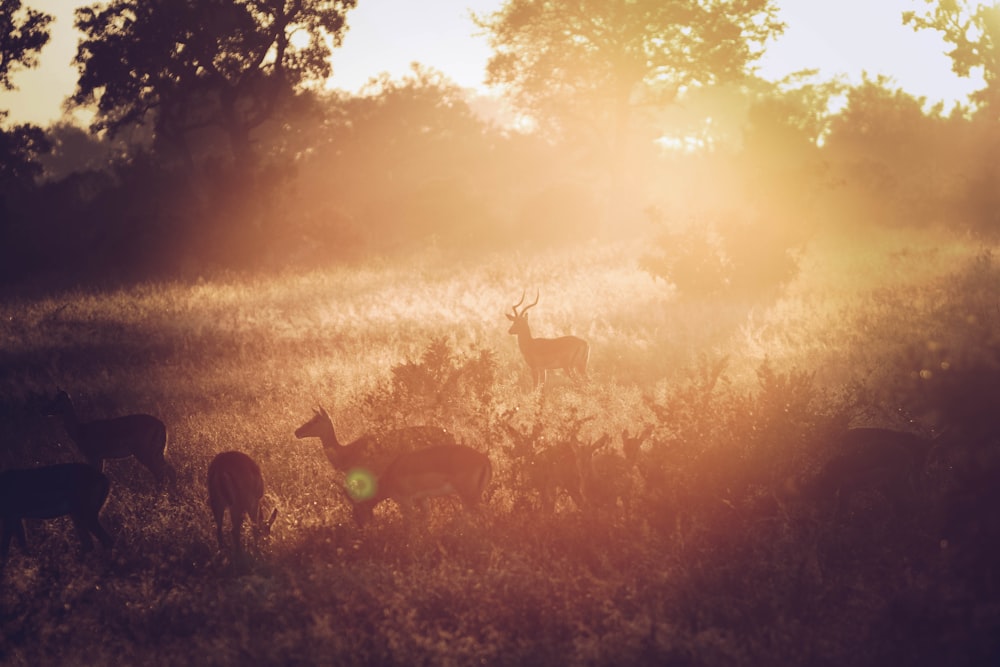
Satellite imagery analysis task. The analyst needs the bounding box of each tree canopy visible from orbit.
[904,0,1000,119]
[475,0,784,143]
[0,0,52,184]
[0,0,50,91]
[72,0,357,163]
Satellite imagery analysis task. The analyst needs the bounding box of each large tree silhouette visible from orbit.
[0,0,51,183]
[72,0,356,165]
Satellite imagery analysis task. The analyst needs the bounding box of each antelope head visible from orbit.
[506,290,539,336]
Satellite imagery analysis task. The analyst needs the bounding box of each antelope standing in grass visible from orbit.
[576,428,656,513]
[0,463,113,564]
[343,444,492,527]
[506,291,589,389]
[207,451,277,557]
[295,406,456,475]
[46,390,175,484]
[499,408,584,512]
[501,409,610,512]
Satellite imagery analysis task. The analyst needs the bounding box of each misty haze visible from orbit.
[1,1,999,666]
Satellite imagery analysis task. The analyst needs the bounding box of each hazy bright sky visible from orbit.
[0,0,986,127]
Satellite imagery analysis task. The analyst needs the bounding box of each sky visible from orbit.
[0,0,986,128]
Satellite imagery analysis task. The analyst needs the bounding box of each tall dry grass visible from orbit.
[1,233,998,666]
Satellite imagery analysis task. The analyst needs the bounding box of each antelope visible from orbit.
[801,427,938,519]
[343,444,492,527]
[0,463,114,563]
[294,406,456,475]
[621,425,654,469]
[506,291,589,389]
[532,442,588,512]
[499,407,585,512]
[45,390,175,484]
[207,451,277,556]
[577,431,649,513]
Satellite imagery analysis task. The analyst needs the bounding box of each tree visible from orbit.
[475,0,783,173]
[0,0,52,184]
[0,0,50,91]
[291,66,512,255]
[905,2,1000,235]
[72,0,356,165]
[904,0,1000,120]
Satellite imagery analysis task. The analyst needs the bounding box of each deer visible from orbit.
[0,462,114,564]
[343,444,492,527]
[506,291,589,389]
[559,417,616,512]
[294,405,456,476]
[207,451,277,557]
[45,390,175,485]
[573,427,656,514]
[621,425,655,470]
[499,407,586,512]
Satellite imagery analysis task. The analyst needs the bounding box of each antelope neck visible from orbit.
[318,423,342,451]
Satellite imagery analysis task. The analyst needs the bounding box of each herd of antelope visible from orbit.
[0,292,945,568]
[0,293,580,566]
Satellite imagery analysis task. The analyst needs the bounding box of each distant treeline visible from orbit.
[1,69,998,291]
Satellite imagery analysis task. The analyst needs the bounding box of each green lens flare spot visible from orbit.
[345,468,376,501]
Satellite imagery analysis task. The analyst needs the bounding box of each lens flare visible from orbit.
[345,468,377,501]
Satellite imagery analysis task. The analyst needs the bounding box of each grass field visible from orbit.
[1,233,998,666]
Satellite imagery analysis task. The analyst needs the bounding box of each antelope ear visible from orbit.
[505,313,515,321]
[319,406,329,418]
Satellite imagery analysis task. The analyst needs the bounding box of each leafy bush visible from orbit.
[640,208,801,303]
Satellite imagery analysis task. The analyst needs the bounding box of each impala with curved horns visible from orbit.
[506,291,589,389]
[207,451,277,557]
[45,390,175,485]
[343,444,492,527]
[0,462,114,564]
[294,406,456,476]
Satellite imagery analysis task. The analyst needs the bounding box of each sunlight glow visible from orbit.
[289,27,312,51]
[345,468,378,502]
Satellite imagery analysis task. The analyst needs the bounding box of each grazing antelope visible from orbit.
[344,444,492,527]
[621,426,654,469]
[506,291,589,389]
[45,390,175,484]
[207,451,277,556]
[294,406,456,475]
[532,442,588,512]
[578,433,642,513]
[802,427,937,519]
[499,408,585,512]
[0,463,113,563]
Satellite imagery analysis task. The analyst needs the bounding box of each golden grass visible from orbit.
[1,231,995,666]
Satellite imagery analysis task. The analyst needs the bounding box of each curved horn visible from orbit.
[511,290,526,317]
[522,290,540,314]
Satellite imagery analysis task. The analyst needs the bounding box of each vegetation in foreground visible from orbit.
[1,238,999,666]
